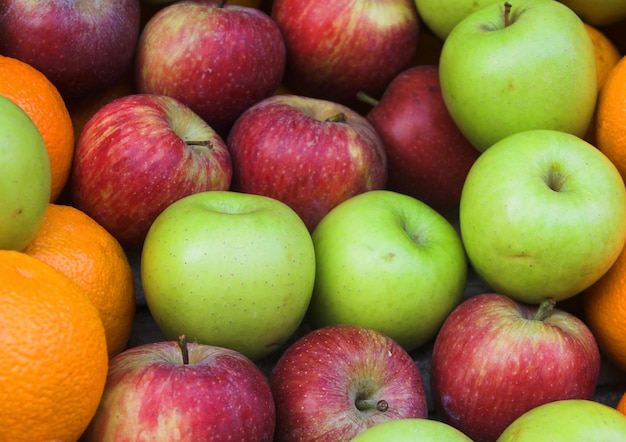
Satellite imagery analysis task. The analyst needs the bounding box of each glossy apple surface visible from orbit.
[270,324,428,441]
[439,0,597,151]
[82,338,275,441]
[141,190,316,361]
[460,130,626,304]
[271,0,419,108]
[70,94,232,249]
[497,399,626,441]
[431,293,601,442]
[227,94,387,231]
[351,418,473,441]
[308,190,467,352]
[0,0,141,100]
[414,0,503,40]
[136,0,285,136]
[0,95,51,251]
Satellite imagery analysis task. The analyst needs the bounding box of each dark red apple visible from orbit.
[0,0,141,100]
[430,293,601,442]
[135,0,286,136]
[269,324,428,441]
[70,94,232,250]
[360,65,479,214]
[226,94,388,231]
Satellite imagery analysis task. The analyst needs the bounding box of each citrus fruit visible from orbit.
[617,392,626,415]
[596,55,626,178]
[0,55,75,202]
[585,23,622,91]
[583,243,626,372]
[23,203,136,358]
[0,250,108,441]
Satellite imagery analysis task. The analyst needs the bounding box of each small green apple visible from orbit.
[351,418,473,441]
[0,95,51,251]
[496,399,626,441]
[307,190,467,352]
[460,130,626,304]
[141,190,316,362]
[439,0,597,151]
[559,0,626,26]
[414,0,503,40]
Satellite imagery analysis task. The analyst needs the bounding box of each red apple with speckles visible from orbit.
[360,65,479,214]
[70,94,232,250]
[227,94,387,231]
[430,293,601,442]
[82,337,275,441]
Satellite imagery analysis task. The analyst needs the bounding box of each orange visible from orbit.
[595,54,626,178]
[0,250,108,441]
[23,203,136,358]
[0,55,75,202]
[585,24,622,91]
[618,392,626,415]
[583,244,626,372]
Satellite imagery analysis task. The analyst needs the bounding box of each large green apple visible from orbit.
[141,190,316,362]
[439,0,597,152]
[0,95,51,251]
[497,399,626,441]
[559,0,626,26]
[460,130,626,304]
[351,418,473,441]
[414,0,503,40]
[307,190,467,352]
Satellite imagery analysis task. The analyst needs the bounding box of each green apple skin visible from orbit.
[0,95,51,251]
[460,130,626,304]
[141,190,316,362]
[307,190,467,352]
[496,399,626,441]
[351,418,473,441]
[414,0,503,40]
[559,0,626,26]
[439,0,597,152]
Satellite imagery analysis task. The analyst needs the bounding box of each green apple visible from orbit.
[559,0,626,26]
[414,0,503,40]
[0,95,51,251]
[141,190,316,362]
[307,190,467,352]
[497,399,626,441]
[439,0,597,152]
[460,129,626,304]
[351,418,473,441]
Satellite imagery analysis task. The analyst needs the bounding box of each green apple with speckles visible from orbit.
[351,418,473,441]
[141,190,316,361]
[0,95,51,251]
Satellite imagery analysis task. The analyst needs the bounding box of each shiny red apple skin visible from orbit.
[430,293,601,442]
[227,94,387,231]
[135,0,286,136]
[269,324,428,441]
[364,65,479,214]
[0,0,141,100]
[82,340,275,441]
[70,94,232,250]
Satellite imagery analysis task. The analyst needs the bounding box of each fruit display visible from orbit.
[2,0,626,440]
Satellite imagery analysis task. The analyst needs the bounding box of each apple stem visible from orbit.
[218,0,228,8]
[326,112,347,123]
[356,91,379,108]
[185,140,214,149]
[503,2,512,27]
[533,298,556,322]
[178,335,189,365]
[355,399,389,412]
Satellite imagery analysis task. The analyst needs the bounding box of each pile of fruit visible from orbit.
[2,0,626,440]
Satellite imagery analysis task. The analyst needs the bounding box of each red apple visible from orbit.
[271,0,419,108]
[0,0,141,100]
[360,65,479,215]
[70,93,232,249]
[82,336,275,441]
[226,94,387,231]
[135,0,286,136]
[430,293,601,442]
[269,324,428,441]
